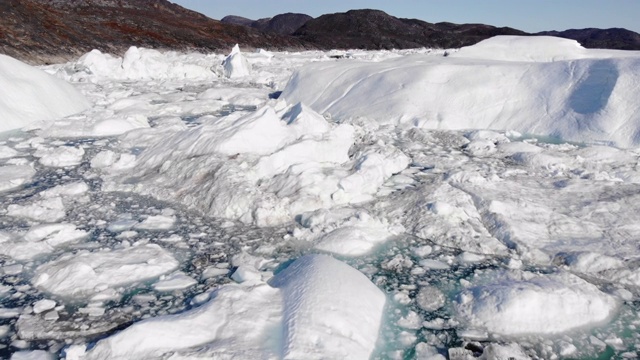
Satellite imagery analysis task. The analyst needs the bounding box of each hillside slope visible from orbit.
[0,0,310,64]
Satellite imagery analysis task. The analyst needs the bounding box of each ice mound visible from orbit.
[80,255,384,359]
[451,35,587,62]
[295,208,404,256]
[0,54,89,133]
[59,47,217,81]
[105,102,407,226]
[456,270,618,336]
[222,44,252,78]
[271,255,386,359]
[7,197,66,223]
[282,36,640,147]
[33,244,178,299]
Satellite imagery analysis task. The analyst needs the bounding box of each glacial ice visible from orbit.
[0,55,89,133]
[282,35,640,147]
[0,37,639,359]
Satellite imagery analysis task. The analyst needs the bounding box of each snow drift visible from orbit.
[282,36,640,147]
[0,54,89,133]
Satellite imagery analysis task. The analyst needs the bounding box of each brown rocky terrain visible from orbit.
[0,0,311,64]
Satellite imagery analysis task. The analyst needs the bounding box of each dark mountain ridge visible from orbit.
[537,28,640,51]
[222,13,313,35]
[291,9,527,49]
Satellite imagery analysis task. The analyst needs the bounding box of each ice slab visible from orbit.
[7,197,66,223]
[0,165,35,192]
[33,244,178,299]
[456,270,618,336]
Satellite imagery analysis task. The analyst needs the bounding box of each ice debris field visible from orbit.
[0,36,639,359]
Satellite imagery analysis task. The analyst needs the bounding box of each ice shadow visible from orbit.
[569,60,618,114]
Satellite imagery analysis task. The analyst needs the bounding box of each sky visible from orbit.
[170,0,640,33]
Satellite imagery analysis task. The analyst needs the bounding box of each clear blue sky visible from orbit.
[170,0,640,33]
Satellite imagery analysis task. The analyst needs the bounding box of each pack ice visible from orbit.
[1,36,640,360]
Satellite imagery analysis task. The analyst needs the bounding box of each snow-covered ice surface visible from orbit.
[0,55,89,133]
[0,37,639,359]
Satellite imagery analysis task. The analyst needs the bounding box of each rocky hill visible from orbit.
[538,28,640,50]
[292,9,527,49]
[0,0,310,64]
[222,13,313,35]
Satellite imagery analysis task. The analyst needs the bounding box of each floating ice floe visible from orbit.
[0,223,88,261]
[295,208,404,256]
[35,146,85,167]
[6,197,66,223]
[0,165,35,192]
[456,269,619,336]
[79,255,385,360]
[32,244,178,299]
[0,54,89,133]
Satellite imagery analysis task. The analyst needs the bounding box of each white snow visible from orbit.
[0,54,89,133]
[270,255,386,359]
[456,270,619,336]
[134,215,176,230]
[6,197,66,223]
[0,223,88,261]
[153,272,196,291]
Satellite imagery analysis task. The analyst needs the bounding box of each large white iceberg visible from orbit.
[282,36,640,147]
[0,54,89,133]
